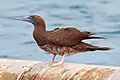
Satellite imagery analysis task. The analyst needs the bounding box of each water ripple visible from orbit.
[21,41,35,45]
[96,30,120,35]
[69,5,88,9]
[0,0,120,66]
[107,15,120,22]
[0,55,9,58]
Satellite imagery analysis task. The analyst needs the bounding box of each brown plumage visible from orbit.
[14,15,112,66]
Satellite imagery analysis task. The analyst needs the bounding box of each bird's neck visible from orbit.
[33,25,47,46]
[34,25,46,32]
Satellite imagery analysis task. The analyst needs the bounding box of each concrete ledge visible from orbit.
[0,59,120,80]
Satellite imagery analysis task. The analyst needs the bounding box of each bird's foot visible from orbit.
[51,61,64,67]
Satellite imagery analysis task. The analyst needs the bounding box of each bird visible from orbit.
[13,15,111,66]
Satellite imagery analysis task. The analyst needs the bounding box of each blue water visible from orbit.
[0,0,120,66]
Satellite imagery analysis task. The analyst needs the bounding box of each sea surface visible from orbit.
[0,0,120,66]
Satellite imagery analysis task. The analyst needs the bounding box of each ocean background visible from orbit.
[0,0,120,66]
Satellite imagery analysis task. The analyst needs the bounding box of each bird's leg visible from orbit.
[51,55,65,66]
[51,54,56,64]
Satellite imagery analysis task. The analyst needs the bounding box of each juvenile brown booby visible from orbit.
[14,15,111,66]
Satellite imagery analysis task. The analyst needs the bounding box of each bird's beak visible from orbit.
[13,16,34,24]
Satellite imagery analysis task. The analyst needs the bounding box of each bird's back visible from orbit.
[46,27,91,46]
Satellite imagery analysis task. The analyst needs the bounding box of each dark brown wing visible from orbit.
[46,27,93,46]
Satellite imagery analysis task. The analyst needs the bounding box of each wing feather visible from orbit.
[46,27,92,46]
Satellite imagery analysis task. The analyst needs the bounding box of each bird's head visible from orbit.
[15,15,45,27]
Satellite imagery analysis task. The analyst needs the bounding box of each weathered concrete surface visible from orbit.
[0,59,120,80]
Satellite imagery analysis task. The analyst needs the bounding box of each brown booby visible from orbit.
[14,15,111,66]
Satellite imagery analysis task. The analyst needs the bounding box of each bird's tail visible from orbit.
[87,46,112,51]
[88,36,106,39]
[94,47,112,50]
[74,42,112,52]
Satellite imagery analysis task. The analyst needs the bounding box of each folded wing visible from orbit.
[46,27,104,46]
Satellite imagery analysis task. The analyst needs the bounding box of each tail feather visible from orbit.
[74,42,112,52]
[88,36,106,39]
[88,47,112,51]
[95,47,112,50]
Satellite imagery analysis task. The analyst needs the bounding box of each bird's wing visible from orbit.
[46,27,94,46]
